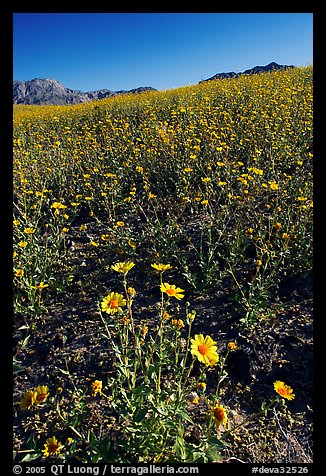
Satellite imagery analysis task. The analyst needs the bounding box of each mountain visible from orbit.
[200,62,295,83]
[13,78,157,105]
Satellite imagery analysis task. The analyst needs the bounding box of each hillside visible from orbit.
[13,66,313,464]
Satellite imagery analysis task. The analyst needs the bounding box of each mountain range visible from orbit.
[13,62,295,105]
[199,61,294,83]
[13,79,157,105]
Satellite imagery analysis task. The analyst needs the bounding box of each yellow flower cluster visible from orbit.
[19,386,50,410]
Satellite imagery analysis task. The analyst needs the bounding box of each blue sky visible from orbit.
[13,13,313,92]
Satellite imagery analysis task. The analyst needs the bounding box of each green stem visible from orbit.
[156,309,165,394]
[98,308,124,367]
[215,350,230,399]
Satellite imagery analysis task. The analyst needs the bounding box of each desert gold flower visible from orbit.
[273,380,295,401]
[160,282,185,300]
[31,282,49,290]
[15,269,24,277]
[227,341,238,351]
[42,436,63,457]
[151,263,172,272]
[187,310,196,322]
[211,404,227,428]
[19,390,38,410]
[250,167,264,175]
[101,292,126,314]
[111,261,135,274]
[24,227,35,234]
[269,181,279,191]
[51,202,67,210]
[163,310,171,320]
[197,382,207,391]
[91,380,103,396]
[171,318,185,330]
[139,324,148,338]
[190,334,219,366]
[18,241,28,248]
[101,234,110,241]
[35,385,50,404]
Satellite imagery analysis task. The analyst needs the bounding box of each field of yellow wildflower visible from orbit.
[13,66,313,463]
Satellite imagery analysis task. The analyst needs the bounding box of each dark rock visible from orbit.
[13,78,157,105]
[200,62,295,83]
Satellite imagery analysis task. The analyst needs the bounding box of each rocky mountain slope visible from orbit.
[200,61,294,83]
[13,63,295,105]
[13,78,157,105]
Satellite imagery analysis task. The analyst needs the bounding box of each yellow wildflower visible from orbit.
[151,263,172,272]
[273,380,295,401]
[190,334,219,366]
[42,436,63,457]
[91,380,103,396]
[111,261,135,274]
[101,292,126,315]
[160,282,185,300]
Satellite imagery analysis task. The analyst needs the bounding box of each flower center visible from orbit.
[36,393,47,402]
[110,299,119,308]
[166,288,176,295]
[48,443,60,454]
[198,344,209,355]
[214,407,225,421]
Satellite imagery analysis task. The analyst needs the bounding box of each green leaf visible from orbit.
[134,408,149,422]
[21,452,39,462]
[21,334,31,349]
[208,436,225,447]
[13,358,25,375]
[206,446,222,462]
[174,435,186,460]
[175,409,194,423]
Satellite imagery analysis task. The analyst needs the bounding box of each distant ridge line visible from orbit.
[13,78,157,105]
[13,62,297,105]
[199,62,295,83]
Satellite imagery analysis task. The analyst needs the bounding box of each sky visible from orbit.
[13,13,313,92]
